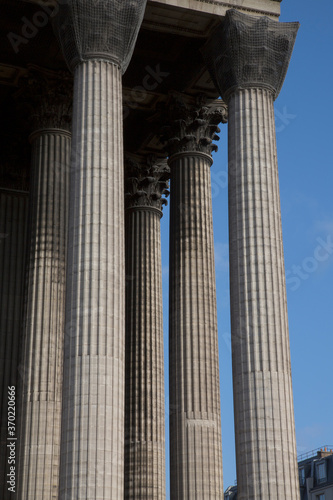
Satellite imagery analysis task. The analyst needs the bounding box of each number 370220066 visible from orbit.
[7,386,16,432]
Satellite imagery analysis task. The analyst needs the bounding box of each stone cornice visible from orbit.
[125,155,170,212]
[145,0,280,20]
[193,0,281,17]
[158,94,227,156]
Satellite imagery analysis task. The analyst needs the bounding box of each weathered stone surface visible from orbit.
[53,0,147,73]
[16,68,72,132]
[159,94,227,157]
[125,156,169,211]
[17,126,71,499]
[228,87,300,500]
[58,60,126,500]
[124,156,169,499]
[145,0,281,18]
[53,1,147,496]
[161,97,224,498]
[203,10,300,498]
[202,9,299,102]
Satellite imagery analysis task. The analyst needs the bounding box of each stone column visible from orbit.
[0,190,28,500]
[16,71,72,500]
[53,2,147,497]
[124,155,169,499]
[160,96,227,499]
[203,10,300,499]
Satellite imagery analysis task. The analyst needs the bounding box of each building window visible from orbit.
[316,460,327,484]
[299,467,305,486]
[316,494,325,500]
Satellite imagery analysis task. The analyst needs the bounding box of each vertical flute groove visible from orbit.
[169,153,223,499]
[228,88,299,500]
[125,205,166,499]
[17,130,70,500]
[59,60,125,499]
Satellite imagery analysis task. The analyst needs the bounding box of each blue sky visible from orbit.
[160,0,333,495]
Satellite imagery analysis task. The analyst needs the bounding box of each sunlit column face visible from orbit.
[202,8,300,500]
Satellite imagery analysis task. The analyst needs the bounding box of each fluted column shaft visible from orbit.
[125,206,166,499]
[53,1,147,493]
[169,151,223,499]
[59,61,125,499]
[124,157,169,499]
[202,10,300,499]
[0,191,28,500]
[17,129,70,500]
[228,88,299,499]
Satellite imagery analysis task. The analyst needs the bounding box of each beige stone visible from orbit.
[17,129,70,500]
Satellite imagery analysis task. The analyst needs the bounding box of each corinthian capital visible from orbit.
[202,9,299,101]
[125,155,170,212]
[159,95,227,157]
[17,67,72,133]
[53,0,147,73]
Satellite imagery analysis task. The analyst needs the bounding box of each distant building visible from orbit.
[224,447,333,500]
[298,447,333,500]
[224,485,238,499]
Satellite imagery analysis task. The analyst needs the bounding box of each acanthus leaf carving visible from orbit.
[202,9,299,101]
[125,155,170,211]
[16,67,73,133]
[158,94,227,157]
